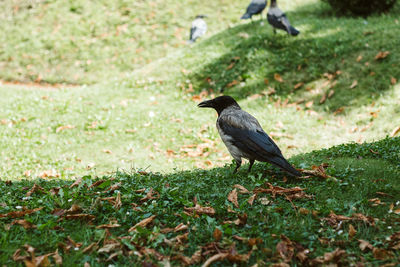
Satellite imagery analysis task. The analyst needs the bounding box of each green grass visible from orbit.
[0,0,248,84]
[1,138,399,265]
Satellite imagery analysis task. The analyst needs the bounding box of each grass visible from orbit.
[1,138,399,265]
[1,0,400,265]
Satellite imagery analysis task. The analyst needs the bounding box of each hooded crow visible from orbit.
[241,0,267,20]
[198,95,301,176]
[267,0,300,36]
[188,15,207,44]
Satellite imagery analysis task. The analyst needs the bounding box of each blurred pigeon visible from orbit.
[241,0,267,20]
[198,95,301,176]
[267,0,300,36]
[188,15,207,44]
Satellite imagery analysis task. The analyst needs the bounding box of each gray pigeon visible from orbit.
[241,0,267,20]
[267,0,299,36]
[198,95,301,176]
[188,15,207,44]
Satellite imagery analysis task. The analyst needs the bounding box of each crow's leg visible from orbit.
[248,159,255,173]
[233,160,242,174]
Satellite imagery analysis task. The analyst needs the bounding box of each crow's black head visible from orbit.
[198,95,240,115]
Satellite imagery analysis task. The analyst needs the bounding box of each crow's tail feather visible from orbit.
[289,26,300,36]
[241,13,251,19]
[268,156,301,177]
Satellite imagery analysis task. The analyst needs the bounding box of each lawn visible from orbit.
[0,0,400,265]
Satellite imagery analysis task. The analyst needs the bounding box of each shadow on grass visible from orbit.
[188,2,400,112]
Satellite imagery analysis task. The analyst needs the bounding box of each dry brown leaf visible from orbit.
[294,82,304,90]
[328,90,335,98]
[10,219,37,229]
[64,214,95,221]
[274,73,283,83]
[305,101,313,108]
[184,200,215,216]
[201,253,228,267]
[226,80,239,88]
[374,51,390,60]
[0,207,43,219]
[233,184,250,194]
[247,194,257,206]
[356,55,363,62]
[213,228,222,242]
[391,77,397,85]
[69,177,82,188]
[373,247,393,260]
[390,126,400,137]
[128,215,156,232]
[53,250,62,265]
[228,189,239,208]
[319,93,327,104]
[140,188,160,202]
[301,163,332,179]
[226,62,235,70]
[26,184,45,197]
[348,224,357,239]
[349,80,358,89]
[67,204,82,214]
[96,223,121,229]
[359,239,373,251]
[276,234,294,262]
[114,192,122,210]
[56,125,75,133]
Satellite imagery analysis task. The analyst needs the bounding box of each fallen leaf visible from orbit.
[96,223,121,229]
[373,247,393,260]
[69,177,82,188]
[128,215,156,232]
[320,93,327,104]
[64,214,95,222]
[56,125,75,133]
[276,234,294,262]
[228,189,239,208]
[305,101,313,108]
[391,77,397,85]
[356,55,363,62]
[359,239,374,251]
[247,194,257,206]
[294,82,304,90]
[390,126,400,137]
[301,163,332,179]
[374,51,390,60]
[226,80,239,88]
[213,228,222,241]
[26,184,45,197]
[10,219,37,229]
[349,80,358,89]
[327,90,335,98]
[226,62,235,70]
[140,188,160,202]
[348,224,357,239]
[274,73,283,83]
[114,192,122,210]
[0,207,43,219]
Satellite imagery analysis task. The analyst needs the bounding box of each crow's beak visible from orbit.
[198,99,213,108]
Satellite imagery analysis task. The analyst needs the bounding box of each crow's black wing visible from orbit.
[219,120,300,176]
[246,2,266,16]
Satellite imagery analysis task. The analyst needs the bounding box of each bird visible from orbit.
[198,95,301,176]
[188,15,207,44]
[267,0,300,36]
[241,0,267,20]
